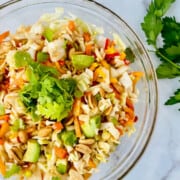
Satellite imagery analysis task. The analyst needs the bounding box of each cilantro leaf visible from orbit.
[36,77,76,121]
[141,0,175,46]
[141,0,180,110]
[165,44,180,63]
[165,89,180,107]
[125,47,135,63]
[148,0,175,17]
[156,62,180,79]
[161,17,180,48]
[21,76,77,121]
[141,13,163,46]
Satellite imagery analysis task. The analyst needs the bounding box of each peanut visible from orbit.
[38,127,52,137]
[18,130,28,143]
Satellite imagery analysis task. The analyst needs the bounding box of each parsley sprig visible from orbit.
[141,0,180,110]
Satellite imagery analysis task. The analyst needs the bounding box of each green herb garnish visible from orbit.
[141,0,180,110]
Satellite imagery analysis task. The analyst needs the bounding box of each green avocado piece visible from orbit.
[56,159,68,174]
[71,54,94,70]
[81,122,95,138]
[81,115,101,138]
[59,130,77,146]
[23,140,41,163]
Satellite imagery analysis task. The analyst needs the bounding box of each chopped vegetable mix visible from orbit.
[0,8,142,180]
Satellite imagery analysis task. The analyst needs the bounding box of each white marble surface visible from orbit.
[95,0,180,180]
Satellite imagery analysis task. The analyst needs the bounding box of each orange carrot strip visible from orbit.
[0,159,6,176]
[0,31,9,43]
[116,127,124,136]
[132,71,144,84]
[0,114,9,121]
[119,52,126,60]
[73,98,81,116]
[53,122,64,131]
[100,60,110,69]
[126,98,134,110]
[125,120,134,127]
[68,20,76,31]
[124,107,135,122]
[84,173,92,180]
[83,32,91,42]
[0,138,4,145]
[88,159,96,168]
[0,122,9,138]
[74,116,82,138]
[85,44,92,55]
[54,147,68,159]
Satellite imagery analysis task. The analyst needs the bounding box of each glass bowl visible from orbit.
[0,0,158,179]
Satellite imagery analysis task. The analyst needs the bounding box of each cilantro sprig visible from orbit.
[141,0,180,110]
[15,51,77,121]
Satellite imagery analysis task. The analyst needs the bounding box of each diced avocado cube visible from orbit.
[14,51,32,68]
[23,140,41,163]
[37,52,49,62]
[81,123,95,138]
[81,115,101,138]
[56,159,68,174]
[71,54,94,70]
[59,130,77,146]
[43,28,54,42]
[90,115,101,129]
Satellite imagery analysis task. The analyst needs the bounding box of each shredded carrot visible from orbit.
[94,67,106,82]
[110,78,118,84]
[125,119,134,127]
[126,98,134,110]
[0,122,9,138]
[119,52,126,60]
[124,106,135,122]
[78,120,84,126]
[89,62,99,71]
[0,138,4,145]
[0,114,9,121]
[54,147,68,159]
[110,84,121,99]
[116,127,124,136]
[73,98,81,116]
[84,173,91,180]
[0,31,10,43]
[74,116,82,138]
[88,159,96,168]
[0,159,6,176]
[68,20,76,31]
[132,71,144,83]
[85,44,92,55]
[83,32,91,42]
[53,122,64,131]
[100,60,110,69]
